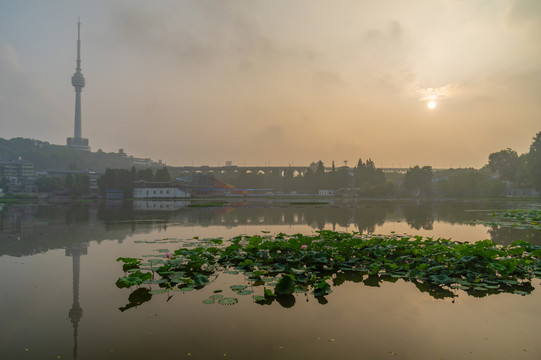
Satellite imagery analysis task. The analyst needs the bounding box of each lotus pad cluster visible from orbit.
[117,230,541,307]
[487,209,541,230]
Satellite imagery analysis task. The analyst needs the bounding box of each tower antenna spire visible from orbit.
[76,18,81,72]
[67,18,90,151]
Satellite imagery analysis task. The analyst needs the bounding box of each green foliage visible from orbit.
[487,209,541,231]
[355,158,386,189]
[528,132,541,191]
[313,277,332,297]
[403,166,433,196]
[436,168,506,197]
[488,148,520,181]
[136,168,154,181]
[116,229,541,308]
[118,288,152,312]
[483,132,541,193]
[275,274,296,295]
[116,257,141,272]
[218,297,239,305]
[35,176,65,192]
[97,168,134,197]
[65,174,90,196]
[154,166,171,182]
[115,271,152,288]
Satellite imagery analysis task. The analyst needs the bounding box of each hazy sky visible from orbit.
[1,0,540,168]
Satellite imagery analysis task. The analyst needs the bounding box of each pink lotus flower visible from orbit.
[165,252,171,258]
[301,245,308,250]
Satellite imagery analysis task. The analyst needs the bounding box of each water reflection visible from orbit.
[118,268,536,312]
[403,203,434,230]
[66,243,86,360]
[1,200,540,258]
[1,200,540,360]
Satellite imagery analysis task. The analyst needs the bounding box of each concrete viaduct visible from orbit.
[169,165,409,176]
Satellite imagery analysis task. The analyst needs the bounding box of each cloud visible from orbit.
[507,0,541,31]
[364,20,405,45]
[107,1,216,68]
[413,84,461,101]
[0,42,66,142]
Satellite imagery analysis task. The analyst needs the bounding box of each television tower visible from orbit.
[67,18,90,151]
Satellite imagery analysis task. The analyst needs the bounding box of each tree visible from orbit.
[315,160,326,190]
[154,166,171,182]
[97,168,134,197]
[35,176,65,192]
[527,132,541,191]
[487,148,519,181]
[328,167,351,190]
[355,158,386,189]
[64,174,89,196]
[65,174,75,193]
[303,168,316,193]
[282,167,295,193]
[74,174,90,195]
[136,168,154,181]
[402,166,433,196]
[435,168,505,197]
[516,153,531,188]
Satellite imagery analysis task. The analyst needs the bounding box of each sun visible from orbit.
[427,101,437,109]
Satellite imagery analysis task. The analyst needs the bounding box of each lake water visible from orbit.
[1,199,540,359]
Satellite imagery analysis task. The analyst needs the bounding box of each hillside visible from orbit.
[0,137,153,172]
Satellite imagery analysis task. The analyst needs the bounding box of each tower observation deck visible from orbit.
[67,19,90,151]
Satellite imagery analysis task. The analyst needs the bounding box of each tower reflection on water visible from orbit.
[66,243,87,360]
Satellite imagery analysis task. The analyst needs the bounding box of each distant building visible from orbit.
[133,181,190,199]
[0,160,35,179]
[0,160,36,192]
[131,157,154,167]
[318,190,335,196]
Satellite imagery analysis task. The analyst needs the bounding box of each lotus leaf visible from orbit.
[235,290,254,295]
[218,297,238,305]
[275,275,295,295]
[149,289,167,295]
[230,285,247,291]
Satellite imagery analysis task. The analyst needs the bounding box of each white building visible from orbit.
[133,181,190,198]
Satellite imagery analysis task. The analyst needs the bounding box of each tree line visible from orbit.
[25,131,541,198]
[35,173,90,197]
[217,132,541,197]
[97,166,171,197]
